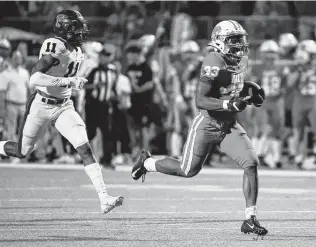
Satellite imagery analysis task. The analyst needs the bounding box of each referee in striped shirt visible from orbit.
[84,44,118,168]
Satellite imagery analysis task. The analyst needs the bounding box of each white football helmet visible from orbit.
[207,20,249,64]
[279,33,298,55]
[259,40,280,64]
[259,40,280,54]
[294,39,316,64]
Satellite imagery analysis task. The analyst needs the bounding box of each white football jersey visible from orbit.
[37,37,85,98]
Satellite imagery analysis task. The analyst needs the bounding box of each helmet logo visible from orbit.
[212,25,221,40]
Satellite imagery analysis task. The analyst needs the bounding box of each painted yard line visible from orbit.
[2,211,316,215]
[1,185,314,195]
[2,197,316,202]
[0,226,309,232]
[1,163,316,177]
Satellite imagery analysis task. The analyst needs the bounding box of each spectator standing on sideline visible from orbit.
[83,44,118,168]
[125,44,155,159]
[0,50,30,162]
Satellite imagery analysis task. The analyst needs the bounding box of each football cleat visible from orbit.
[131,150,151,182]
[241,216,268,240]
[100,194,124,214]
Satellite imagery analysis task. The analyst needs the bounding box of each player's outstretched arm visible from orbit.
[29,54,70,87]
[29,54,87,89]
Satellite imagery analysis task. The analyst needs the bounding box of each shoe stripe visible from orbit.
[181,113,202,171]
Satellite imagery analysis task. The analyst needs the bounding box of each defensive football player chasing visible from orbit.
[0,10,124,213]
[132,20,268,238]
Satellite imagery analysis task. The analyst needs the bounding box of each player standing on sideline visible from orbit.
[287,40,316,169]
[278,33,298,162]
[251,40,286,169]
[132,20,268,238]
[0,10,124,213]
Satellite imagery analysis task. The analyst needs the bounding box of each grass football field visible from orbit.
[1,163,316,247]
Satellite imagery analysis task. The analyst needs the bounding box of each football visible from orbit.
[239,81,265,107]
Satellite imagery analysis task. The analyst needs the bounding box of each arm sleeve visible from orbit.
[29,71,70,87]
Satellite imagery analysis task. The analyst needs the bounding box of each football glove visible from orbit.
[69,76,88,90]
[239,81,265,107]
[224,98,248,112]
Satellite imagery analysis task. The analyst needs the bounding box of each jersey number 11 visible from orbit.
[64,61,79,77]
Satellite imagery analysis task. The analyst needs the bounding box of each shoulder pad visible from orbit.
[40,37,67,58]
[203,52,226,69]
[200,52,225,83]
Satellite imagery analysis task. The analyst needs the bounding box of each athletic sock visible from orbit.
[0,141,8,156]
[245,205,257,220]
[251,137,259,155]
[84,163,107,195]
[144,157,157,172]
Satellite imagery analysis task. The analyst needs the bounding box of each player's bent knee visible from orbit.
[237,149,259,168]
[243,166,258,177]
[242,158,259,168]
[70,125,89,149]
[181,161,202,178]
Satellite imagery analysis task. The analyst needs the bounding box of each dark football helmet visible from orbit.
[53,10,89,47]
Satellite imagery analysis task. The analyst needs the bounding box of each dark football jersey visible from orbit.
[199,52,248,121]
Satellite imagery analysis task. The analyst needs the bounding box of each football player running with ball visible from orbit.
[0,10,124,213]
[132,20,268,238]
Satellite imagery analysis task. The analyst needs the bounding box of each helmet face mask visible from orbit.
[54,10,90,46]
[224,35,249,63]
[208,20,249,65]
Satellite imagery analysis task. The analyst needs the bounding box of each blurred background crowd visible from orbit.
[1,1,316,170]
